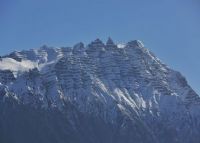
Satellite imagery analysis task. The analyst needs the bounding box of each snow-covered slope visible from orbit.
[0,38,199,143]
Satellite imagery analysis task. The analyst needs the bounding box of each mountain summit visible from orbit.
[0,39,200,143]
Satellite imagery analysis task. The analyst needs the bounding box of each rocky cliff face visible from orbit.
[0,38,200,143]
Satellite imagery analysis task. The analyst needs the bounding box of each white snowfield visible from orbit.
[0,58,37,72]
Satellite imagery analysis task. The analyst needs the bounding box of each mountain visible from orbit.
[0,38,200,143]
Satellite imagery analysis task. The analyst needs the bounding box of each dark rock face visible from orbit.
[0,70,15,84]
[0,39,200,143]
[0,101,155,143]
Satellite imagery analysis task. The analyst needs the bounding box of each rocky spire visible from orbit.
[73,42,84,49]
[106,37,115,46]
[40,44,49,50]
[106,37,114,46]
[88,38,105,48]
[73,42,85,54]
[105,37,117,50]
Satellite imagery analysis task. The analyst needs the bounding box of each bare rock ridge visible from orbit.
[0,38,200,143]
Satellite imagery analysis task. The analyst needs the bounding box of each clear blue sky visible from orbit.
[0,0,199,94]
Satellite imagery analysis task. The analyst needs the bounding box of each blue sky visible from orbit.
[0,0,199,94]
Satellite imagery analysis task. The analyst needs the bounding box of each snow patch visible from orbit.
[0,58,37,72]
[117,43,126,48]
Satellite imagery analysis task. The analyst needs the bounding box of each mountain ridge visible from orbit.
[0,38,200,143]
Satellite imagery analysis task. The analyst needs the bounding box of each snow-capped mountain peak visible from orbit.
[0,38,199,143]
